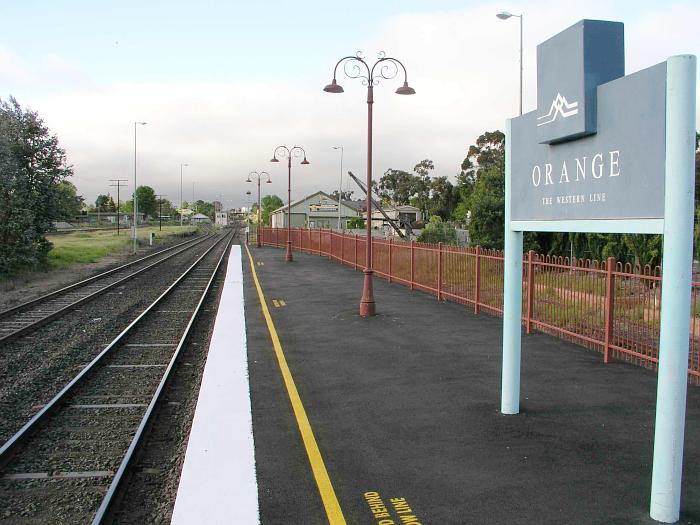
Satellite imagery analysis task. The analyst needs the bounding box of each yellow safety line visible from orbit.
[244,245,347,525]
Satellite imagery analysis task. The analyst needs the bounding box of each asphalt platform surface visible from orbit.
[243,245,700,525]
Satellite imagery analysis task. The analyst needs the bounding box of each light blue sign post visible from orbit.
[502,19,696,523]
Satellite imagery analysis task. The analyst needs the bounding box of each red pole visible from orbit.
[410,240,414,290]
[360,85,376,316]
[474,245,481,314]
[285,156,293,261]
[437,242,443,300]
[256,177,262,248]
[354,233,358,270]
[604,256,616,363]
[526,250,535,334]
[388,238,393,283]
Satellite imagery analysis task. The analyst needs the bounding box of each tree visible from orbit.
[417,216,457,245]
[455,130,505,226]
[55,181,84,220]
[194,199,215,219]
[261,194,283,226]
[330,189,353,202]
[0,97,74,273]
[347,217,365,229]
[135,185,157,219]
[95,193,116,212]
[378,169,417,205]
[427,176,458,219]
[466,166,504,249]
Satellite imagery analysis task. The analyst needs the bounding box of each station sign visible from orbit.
[510,20,667,225]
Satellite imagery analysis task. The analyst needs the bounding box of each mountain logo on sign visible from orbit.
[537,93,579,126]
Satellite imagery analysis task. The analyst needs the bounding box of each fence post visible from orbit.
[437,242,443,300]
[474,245,481,314]
[354,234,358,270]
[341,231,344,264]
[526,250,535,334]
[410,240,415,290]
[604,256,616,364]
[388,239,393,284]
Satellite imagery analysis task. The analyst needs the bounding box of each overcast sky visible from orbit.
[1,0,698,209]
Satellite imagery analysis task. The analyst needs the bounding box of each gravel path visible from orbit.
[0,229,202,311]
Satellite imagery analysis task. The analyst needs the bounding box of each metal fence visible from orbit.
[259,227,700,383]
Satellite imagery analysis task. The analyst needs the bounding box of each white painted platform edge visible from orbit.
[171,246,260,524]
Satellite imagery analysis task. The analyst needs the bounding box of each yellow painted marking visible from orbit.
[257,261,264,266]
[245,245,346,524]
[272,299,280,308]
[279,299,286,307]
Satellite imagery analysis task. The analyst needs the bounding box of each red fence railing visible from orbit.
[258,227,700,383]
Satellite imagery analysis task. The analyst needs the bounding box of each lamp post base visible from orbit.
[359,268,376,317]
[285,241,293,262]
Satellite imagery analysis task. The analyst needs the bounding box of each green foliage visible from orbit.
[330,190,353,202]
[378,168,417,205]
[347,216,365,229]
[193,199,215,219]
[456,130,505,199]
[95,193,116,212]
[261,194,283,225]
[55,181,84,219]
[378,159,457,221]
[417,216,457,245]
[466,167,504,248]
[0,97,74,274]
[135,185,157,218]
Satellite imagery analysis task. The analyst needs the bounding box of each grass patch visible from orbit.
[47,225,199,269]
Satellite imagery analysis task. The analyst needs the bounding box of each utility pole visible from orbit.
[109,179,128,236]
[156,194,167,231]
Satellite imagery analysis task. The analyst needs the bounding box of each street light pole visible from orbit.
[270,146,310,262]
[180,163,188,226]
[332,146,344,229]
[133,121,146,253]
[246,171,272,248]
[496,11,523,116]
[324,52,416,316]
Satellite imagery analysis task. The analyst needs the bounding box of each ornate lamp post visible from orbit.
[270,146,310,262]
[246,170,272,248]
[323,52,415,316]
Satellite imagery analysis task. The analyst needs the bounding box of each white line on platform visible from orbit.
[171,245,259,524]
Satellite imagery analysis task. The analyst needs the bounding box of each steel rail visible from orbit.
[92,228,236,523]
[0,233,215,345]
[0,233,207,320]
[0,231,233,468]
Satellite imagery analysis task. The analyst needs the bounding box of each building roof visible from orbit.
[342,199,364,211]
[271,191,334,214]
[191,213,210,219]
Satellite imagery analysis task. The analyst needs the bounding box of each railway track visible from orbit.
[0,233,213,345]
[0,228,237,524]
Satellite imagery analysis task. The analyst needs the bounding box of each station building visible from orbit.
[270,191,362,229]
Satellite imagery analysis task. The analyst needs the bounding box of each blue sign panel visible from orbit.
[537,20,624,144]
[511,20,666,223]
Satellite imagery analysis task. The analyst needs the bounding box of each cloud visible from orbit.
[0,47,32,83]
[7,0,700,208]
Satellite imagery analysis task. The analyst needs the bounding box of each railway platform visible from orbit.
[185,244,700,524]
